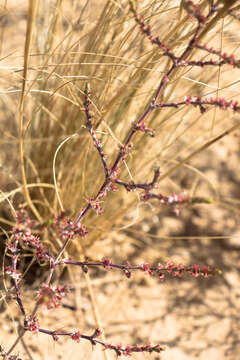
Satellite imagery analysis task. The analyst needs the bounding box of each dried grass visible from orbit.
[0,0,239,254]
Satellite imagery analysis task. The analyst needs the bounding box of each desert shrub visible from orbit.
[1,0,240,358]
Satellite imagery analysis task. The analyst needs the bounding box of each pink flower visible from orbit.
[167,261,175,273]
[71,331,81,343]
[141,263,153,275]
[24,316,39,334]
[101,258,113,269]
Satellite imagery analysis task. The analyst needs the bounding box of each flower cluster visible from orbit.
[24,315,40,334]
[101,257,113,269]
[13,231,49,262]
[88,197,104,216]
[6,206,50,262]
[133,121,155,137]
[37,283,70,309]
[54,211,88,241]
[117,144,133,162]
[4,266,22,281]
[0,345,22,360]
[14,205,37,231]
[71,331,82,343]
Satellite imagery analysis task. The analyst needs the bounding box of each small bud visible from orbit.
[124,269,131,278]
[82,265,88,273]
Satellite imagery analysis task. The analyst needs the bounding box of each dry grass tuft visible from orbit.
[0,0,239,254]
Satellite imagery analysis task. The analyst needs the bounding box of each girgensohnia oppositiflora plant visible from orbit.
[2,0,240,358]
